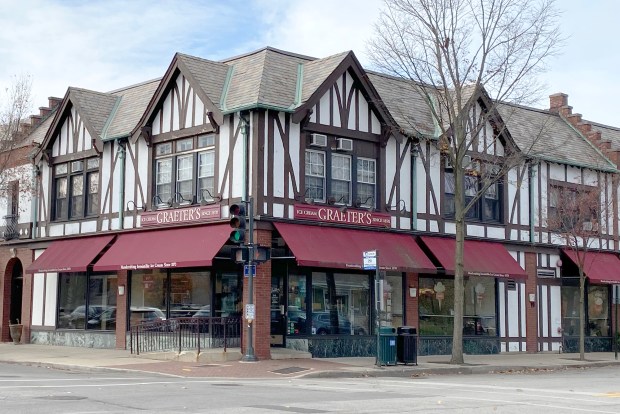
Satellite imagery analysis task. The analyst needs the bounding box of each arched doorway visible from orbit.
[9,260,23,325]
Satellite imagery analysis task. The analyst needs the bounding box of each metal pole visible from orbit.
[243,196,258,361]
[375,250,380,367]
[615,285,618,361]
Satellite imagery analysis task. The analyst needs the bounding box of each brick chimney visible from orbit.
[48,97,62,109]
[549,93,573,117]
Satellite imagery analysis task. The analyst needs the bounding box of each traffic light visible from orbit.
[228,203,246,244]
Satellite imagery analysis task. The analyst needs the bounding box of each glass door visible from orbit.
[270,274,286,346]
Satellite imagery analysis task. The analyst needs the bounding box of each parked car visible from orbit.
[87,307,116,330]
[312,312,366,335]
[60,305,107,329]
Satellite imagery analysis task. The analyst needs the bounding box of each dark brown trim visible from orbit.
[151,124,217,144]
[252,110,263,213]
[51,148,99,165]
[267,111,275,216]
[305,122,381,142]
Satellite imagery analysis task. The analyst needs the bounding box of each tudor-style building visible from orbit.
[1,47,619,358]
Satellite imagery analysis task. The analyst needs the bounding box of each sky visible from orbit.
[1,0,618,126]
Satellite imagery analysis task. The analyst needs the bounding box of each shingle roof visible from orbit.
[104,78,161,140]
[367,72,436,137]
[590,121,620,152]
[177,54,229,109]
[300,52,349,105]
[68,88,118,138]
[221,48,310,112]
[497,103,616,171]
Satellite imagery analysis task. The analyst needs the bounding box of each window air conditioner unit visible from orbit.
[336,138,353,151]
[537,269,556,278]
[463,155,472,168]
[310,133,327,147]
[582,221,596,231]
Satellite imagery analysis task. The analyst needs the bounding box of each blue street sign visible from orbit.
[244,264,256,277]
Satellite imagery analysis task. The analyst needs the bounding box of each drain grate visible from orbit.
[270,367,310,375]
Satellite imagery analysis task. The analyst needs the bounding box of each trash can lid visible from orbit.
[397,326,417,334]
[379,326,396,334]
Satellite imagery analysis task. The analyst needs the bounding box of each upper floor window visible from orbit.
[304,137,377,208]
[444,160,502,223]
[548,184,599,232]
[53,158,99,221]
[153,134,216,207]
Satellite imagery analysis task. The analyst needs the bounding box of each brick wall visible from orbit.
[115,270,128,349]
[0,246,33,343]
[524,252,538,353]
[241,228,272,359]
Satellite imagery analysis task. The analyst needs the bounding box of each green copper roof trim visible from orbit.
[100,96,122,142]
[219,65,235,111]
[293,63,303,108]
[222,103,294,115]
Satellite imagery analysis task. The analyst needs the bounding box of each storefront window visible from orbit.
[561,286,580,336]
[287,275,307,335]
[170,271,211,318]
[588,286,609,337]
[382,273,403,328]
[215,273,241,317]
[131,270,212,324]
[419,277,497,336]
[311,272,370,335]
[57,272,117,330]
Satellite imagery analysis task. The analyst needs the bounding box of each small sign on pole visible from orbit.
[363,250,377,270]
[245,304,255,322]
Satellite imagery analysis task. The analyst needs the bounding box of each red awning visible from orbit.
[93,224,230,271]
[273,222,436,273]
[26,235,115,273]
[419,236,526,279]
[561,249,620,284]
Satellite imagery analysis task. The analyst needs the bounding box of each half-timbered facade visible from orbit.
[1,47,619,358]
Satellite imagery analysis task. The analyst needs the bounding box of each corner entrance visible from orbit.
[10,260,23,325]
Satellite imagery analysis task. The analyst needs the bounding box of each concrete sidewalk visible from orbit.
[1,343,619,379]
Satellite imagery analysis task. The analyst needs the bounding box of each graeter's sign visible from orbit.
[140,205,221,227]
[294,204,390,227]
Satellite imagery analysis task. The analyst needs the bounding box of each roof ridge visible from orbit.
[68,86,113,97]
[107,77,162,94]
[221,46,317,64]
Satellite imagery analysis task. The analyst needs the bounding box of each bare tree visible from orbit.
[368,0,562,363]
[547,184,607,361]
[0,74,33,204]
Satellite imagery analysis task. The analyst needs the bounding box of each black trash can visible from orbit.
[397,326,417,365]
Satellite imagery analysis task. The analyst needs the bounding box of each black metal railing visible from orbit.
[2,214,18,240]
[130,316,242,355]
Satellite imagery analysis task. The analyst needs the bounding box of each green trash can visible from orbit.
[378,326,397,366]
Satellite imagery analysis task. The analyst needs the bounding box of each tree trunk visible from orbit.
[579,269,586,361]
[451,167,465,364]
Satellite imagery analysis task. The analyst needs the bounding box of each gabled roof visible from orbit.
[497,103,616,172]
[177,54,229,109]
[300,51,350,104]
[590,121,620,152]
[367,71,436,137]
[103,78,161,140]
[69,88,119,139]
[222,47,310,113]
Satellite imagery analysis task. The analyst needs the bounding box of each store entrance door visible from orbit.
[270,275,286,347]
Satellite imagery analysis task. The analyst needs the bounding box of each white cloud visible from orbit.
[1,0,618,127]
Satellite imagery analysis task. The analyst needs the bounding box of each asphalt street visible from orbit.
[1,362,620,413]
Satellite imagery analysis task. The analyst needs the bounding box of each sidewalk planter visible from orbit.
[9,324,23,345]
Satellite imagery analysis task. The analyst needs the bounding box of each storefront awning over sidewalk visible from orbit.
[273,222,436,273]
[419,236,527,279]
[561,249,620,284]
[26,235,115,273]
[92,224,230,272]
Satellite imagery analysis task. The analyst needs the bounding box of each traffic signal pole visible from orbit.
[243,196,257,362]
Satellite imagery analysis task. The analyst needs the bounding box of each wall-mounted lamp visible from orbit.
[327,195,348,206]
[354,196,375,211]
[200,189,221,205]
[528,293,536,307]
[556,259,563,267]
[151,194,172,210]
[385,199,407,214]
[409,287,417,298]
[126,200,144,212]
[297,188,315,204]
[173,192,193,207]
[118,285,125,296]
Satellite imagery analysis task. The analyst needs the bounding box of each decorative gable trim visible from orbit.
[130,53,224,144]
